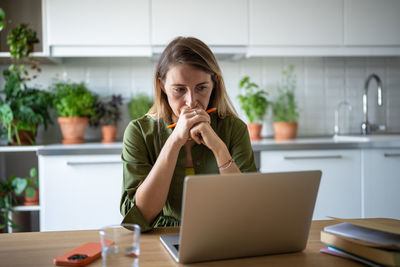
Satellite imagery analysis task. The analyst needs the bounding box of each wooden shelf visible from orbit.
[0,52,62,64]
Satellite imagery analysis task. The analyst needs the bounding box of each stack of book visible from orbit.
[320,217,400,267]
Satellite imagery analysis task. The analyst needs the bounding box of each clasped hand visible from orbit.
[172,107,220,150]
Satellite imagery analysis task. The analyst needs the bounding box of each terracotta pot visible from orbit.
[57,117,89,144]
[24,188,39,206]
[273,122,298,140]
[101,125,117,143]
[11,129,37,146]
[10,121,37,146]
[247,123,262,141]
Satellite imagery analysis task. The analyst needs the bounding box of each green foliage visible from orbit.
[0,69,54,145]
[237,76,270,123]
[0,8,5,31]
[272,65,299,123]
[0,167,38,230]
[7,24,39,59]
[51,80,98,118]
[0,23,46,145]
[91,95,123,126]
[128,94,153,120]
[23,167,38,198]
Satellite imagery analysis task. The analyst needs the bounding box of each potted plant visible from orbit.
[91,94,123,143]
[0,69,53,145]
[237,76,270,141]
[272,65,299,140]
[7,23,39,59]
[128,94,153,120]
[21,167,39,206]
[0,23,49,146]
[51,80,98,144]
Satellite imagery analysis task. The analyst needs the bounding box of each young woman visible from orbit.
[121,37,256,232]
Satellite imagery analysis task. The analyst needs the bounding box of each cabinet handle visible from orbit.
[283,155,343,160]
[66,161,122,166]
[384,153,400,158]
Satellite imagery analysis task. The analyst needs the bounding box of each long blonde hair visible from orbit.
[148,36,237,121]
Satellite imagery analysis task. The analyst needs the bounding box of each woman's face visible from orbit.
[161,64,214,122]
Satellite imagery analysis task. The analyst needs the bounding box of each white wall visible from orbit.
[1,56,399,144]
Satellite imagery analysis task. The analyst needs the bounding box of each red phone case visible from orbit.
[53,241,113,267]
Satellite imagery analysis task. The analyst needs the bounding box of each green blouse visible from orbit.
[120,113,257,232]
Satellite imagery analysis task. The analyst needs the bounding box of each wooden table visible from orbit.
[0,220,364,267]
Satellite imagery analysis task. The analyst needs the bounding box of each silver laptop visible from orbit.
[160,170,321,264]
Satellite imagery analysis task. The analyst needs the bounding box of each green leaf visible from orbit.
[30,167,37,178]
[0,8,5,32]
[11,177,27,195]
[25,186,36,198]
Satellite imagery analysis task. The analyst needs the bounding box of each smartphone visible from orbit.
[53,241,113,267]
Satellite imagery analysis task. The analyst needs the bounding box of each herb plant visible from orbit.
[128,94,153,120]
[51,81,98,118]
[272,65,299,123]
[91,94,123,126]
[237,76,270,123]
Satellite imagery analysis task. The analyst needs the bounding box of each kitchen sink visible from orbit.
[333,134,400,142]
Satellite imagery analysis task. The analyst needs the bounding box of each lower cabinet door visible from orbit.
[39,154,123,231]
[261,149,362,220]
[363,149,400,219]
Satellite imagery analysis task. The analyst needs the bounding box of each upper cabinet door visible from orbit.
[151,0,248,46]
[47,0,150,46]
[345,0,400,45]
[249,0,343,46]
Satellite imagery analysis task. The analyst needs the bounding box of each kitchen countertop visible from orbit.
[2,135,400,155]
[251,135,400,151]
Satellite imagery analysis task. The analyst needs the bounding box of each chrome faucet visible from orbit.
[361,74,383,135]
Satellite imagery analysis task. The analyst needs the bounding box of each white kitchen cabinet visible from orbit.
[46,0,151,56]
[362,149,400,219]
[261,149,362,220]
[39,154,123,231]
[344,0,400,46]
[249,0,343,46]
[151,0,247,46]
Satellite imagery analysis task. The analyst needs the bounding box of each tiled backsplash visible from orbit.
[1,56,399,143]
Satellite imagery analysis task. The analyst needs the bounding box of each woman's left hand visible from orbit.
[189,109,222,151]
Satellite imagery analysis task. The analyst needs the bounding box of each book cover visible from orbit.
[321,230,400,267]
[324,222,400,250]
[321,246,385,267]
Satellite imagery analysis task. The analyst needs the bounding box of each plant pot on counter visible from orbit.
[247,123,263,141]
[57,117,89,144]
[10,128,37,146]
[101,125,117,143]
[9,121,38,146]
[273,122,298,140]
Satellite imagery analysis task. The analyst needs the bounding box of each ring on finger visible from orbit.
[193,110,198,116]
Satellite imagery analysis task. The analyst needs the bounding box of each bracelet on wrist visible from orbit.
[218,158,234,170]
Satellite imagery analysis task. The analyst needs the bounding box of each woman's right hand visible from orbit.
[170,106,210,147]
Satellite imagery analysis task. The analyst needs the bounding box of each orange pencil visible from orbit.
[167,108,216,129]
